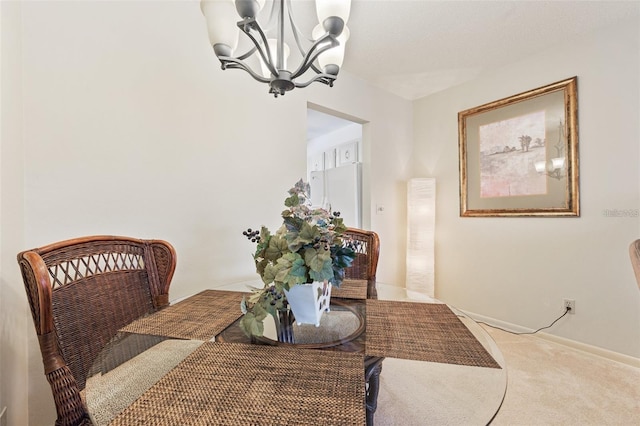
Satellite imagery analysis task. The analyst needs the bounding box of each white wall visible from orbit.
[7,1,412,424]
[413,19,640,358]
[0,1,29,425]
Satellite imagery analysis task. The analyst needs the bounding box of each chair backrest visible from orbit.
[630,239,640,289]
[343,228,380,299]
[17,236,176,426]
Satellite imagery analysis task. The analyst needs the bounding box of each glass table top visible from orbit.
[253,299,366,347]
[86,281,507,426]
[216,280,508,425]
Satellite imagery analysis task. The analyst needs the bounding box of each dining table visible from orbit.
[85,280,507,425]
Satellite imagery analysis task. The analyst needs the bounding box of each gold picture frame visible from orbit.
[458,77,579,217]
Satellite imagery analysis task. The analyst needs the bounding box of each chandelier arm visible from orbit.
[286,0,315,45]
[263,0,280,33]
[309,63,324,75]
[293,73,337,89]
[277,0,285,70]
[288,14,312,69]
[217,56,272,84]
[290,35,338,79]
[235,46,258,62]
[237,19,278,77]
[285,0,324,75]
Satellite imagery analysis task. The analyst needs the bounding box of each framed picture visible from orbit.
[310,153,324,172]
[337,141,358,166]
[458,77,579,217]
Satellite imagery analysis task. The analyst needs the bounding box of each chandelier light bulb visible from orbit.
[235,0,266,19]
[260,39,290,78]
[201,0,240,56]
[312,24,349,71]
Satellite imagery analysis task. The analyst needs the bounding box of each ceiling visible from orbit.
[307,109,358,140]
[340,0,639,100]
[299,0,639,137]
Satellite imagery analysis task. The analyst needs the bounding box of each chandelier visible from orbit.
[200,0,351,97]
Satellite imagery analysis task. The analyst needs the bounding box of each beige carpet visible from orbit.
[376,326,639,425]
[85,339,204,425]
[374,317,507,425]
[487,327,640,426]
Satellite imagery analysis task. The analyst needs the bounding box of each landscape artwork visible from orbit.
[478,111,546,198]
[457,76,579,217]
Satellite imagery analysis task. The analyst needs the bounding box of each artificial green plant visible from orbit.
[240,179,356,337]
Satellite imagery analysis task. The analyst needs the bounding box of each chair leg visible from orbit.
[365,357,384,425]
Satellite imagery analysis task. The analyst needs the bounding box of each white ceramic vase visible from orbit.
[284,281,332,326]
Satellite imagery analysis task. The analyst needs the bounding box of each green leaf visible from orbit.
[248,291,263,304]
[309,259,334,282]
[298,221,320,243]
[304,247,333,281]
[253,227,271,257]
[273,253,307,286]
[284,193,300,207]
[260,226,271,239]
[329,245,355,287]
[264,235,289,261]
[262,263,278,285]
[252,302,269,320]
[239,312,264,337]
[330,266,346,287]
[255,258,268,277]
[288,257,307,280]
[331,245,356,268]
[331,217,347,235]
[305,247,331,272]
[274,267,289,284]
[283,218,307,252]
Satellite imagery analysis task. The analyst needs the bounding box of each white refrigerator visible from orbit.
[309,164,361,228]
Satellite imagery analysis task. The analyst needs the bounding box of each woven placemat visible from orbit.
[120,290,245,341]
[331,279,368,299]
[366,300,501,369]
[110,342,366,425]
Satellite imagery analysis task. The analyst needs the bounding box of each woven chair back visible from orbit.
[17,236,176,426]
[343,228,380,299]
[630,239,640,289]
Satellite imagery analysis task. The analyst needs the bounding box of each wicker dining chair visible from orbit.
[630,239,640,289]
[341,227,382,423]
[17,236,177,426]
[342,227,381,299]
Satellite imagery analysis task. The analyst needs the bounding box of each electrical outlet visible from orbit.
[563,298,576,314]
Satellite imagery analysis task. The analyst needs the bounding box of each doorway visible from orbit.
[306,106,365,229]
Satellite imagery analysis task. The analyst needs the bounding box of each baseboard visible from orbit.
[534,332,640,368]
[463,311,640,368]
